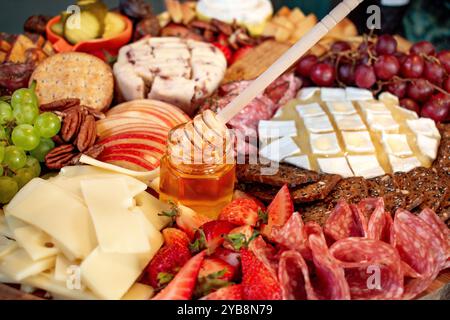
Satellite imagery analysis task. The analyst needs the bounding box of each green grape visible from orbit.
[34,112,61,138]
[0,126,6,141]
[0,176,19,204]
[25,156,41,177]
[30,138,55,162]
[0,101,13,124]
[14,167,35,188]
[11,88,38,110]
[0,166,3,176]
[0,144,4,163]
[13,103,39,125]
[4,146,27,170]
[12,124,40,151]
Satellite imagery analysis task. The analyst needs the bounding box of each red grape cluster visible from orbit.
[295,35,450,122]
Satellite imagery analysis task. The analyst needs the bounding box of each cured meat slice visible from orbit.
[391,209,448,299]
[323,201,368,242]
[248,236,279,277]
[308,233,351,300]
[330,238,404,300]
[272,212,307,252]
[366,198,393,243]
[278,250,318,300]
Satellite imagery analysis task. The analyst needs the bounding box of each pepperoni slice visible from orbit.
[278,250,318,300]
[330,238,404,300]
[324,201,368,242]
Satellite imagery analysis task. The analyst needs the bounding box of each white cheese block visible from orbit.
[417,134,440,160]
[321,88,346,101]
[283,155,311,170]
[347,155,385,179]
[393,105,418,119]
[303,115,334,133]
[342,131,376,153]
[406,118,440,139]
[5,178,97,260]
[317,157,354,177]
[122,283,154,300]
[381,134,413,157]
[14,225,59,261]
[388,155,421,173]
[0,236,17,259]
[345,87,373,101]
[0,248,55,281]
[367,113,400,132]
[334,114,367,131]
[0,213,14,239]
[135,192,171,231]
[259,136,300,162]
[258,120,297,138]
[296,103,325,118]
[297,87,320,100]
[359,101,391,115]
[326,101,357,115]
[81,178,150,254]
[310,133,341,155]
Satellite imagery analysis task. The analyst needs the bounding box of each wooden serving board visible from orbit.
[0,270,448,300]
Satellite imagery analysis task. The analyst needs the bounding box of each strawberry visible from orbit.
[145,244,191,289]
[162,228,190,247]
[212,247,241,269]
[153,251,206,300]
[175,205,212,239]
[231,46,254,64]
[223,225,257,251]
[240,249,282,300]
[191,220,236,253]
[212,42,232,65]
[219,198,261,227]
[232,190,266,211]
[201,284,243,300]
[262,184,294,239]
[195,257,236,297]
[217,33,229,46]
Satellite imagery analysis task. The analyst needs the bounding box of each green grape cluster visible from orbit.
[0,84,61,204]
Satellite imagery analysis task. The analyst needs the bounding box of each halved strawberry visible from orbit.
[201,284,243,300]
[145,243,191,289]
[240,249,282,300]
[162,228,190,247]
[262,184,294,239]
[175,205,212,239]
[223,225,256,251]
[232,190,266,211]
[231,45,254,65]
[198,257,236,281]
[212,42,232,65]
[212,247,241,269]
[219,198,261,226]
[191,220,236,253]
[153,251,206,300]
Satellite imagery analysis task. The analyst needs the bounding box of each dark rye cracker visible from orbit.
[30,52,114,111]
[291,174,341,203]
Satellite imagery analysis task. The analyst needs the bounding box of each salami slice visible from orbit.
[308,233,351,300]
[272,212,308,254]
[330,238,404,300]
[418,208,450,260]
[324,201,368,242]
[367,199,392,242]
[278,250,318,300]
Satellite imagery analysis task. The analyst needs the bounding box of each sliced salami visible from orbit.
[324,201,367,242]
[272,212,308,254]
[330,238,404,300]
[367,199,392,243]
[418,208,450,260]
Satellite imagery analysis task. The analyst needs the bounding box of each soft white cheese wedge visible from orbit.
[321,88,346,101]
[259,136,300,162]
[258,120,297,139]
[334,114,367,131]
[347,155,385,179]
[296,103,325,118]
[326,101,356,115]
[317,157,354,177]
[345,87,373,101]
[297,87,320,100]
[388,155,421,173]
[407,118,440,138]
[283,155,311,170]
[303,115,334,133]
[310,133,341,155]
[342,131,375,153]
[382,134,413,156]
[417,134,440,160]
[367,113,400,132]
[359,101,391,115]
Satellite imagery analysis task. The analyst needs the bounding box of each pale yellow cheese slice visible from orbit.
[0,248,55,281]
[122,283,154,300]
[14,225,59,261]
[0,236,17,259]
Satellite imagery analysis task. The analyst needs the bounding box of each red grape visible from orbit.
[310,63,335,87]
[423,61,445,86]
[374,55,400,80]
[410,41,436,56]
[406,79,434,102]
[387,81,407,98]
[421,98,449,122]
[400,98,421,114]
[299,76,313,88]
[354,64,377,89]
[296,55,318,77]
[444,77,450,93]
[375,34,397,55]
[430,92,450,108]
[395,52,407,65]
[338,63,355,85]
[437,50,450,73]
[401,54,424,78]
[331,41,351,53]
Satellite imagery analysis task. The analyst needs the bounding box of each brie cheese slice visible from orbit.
[326,101,356,115]
[347,155,385,179]
[345,87,373,101]
[334,114,366,131]
[317,157,354,177]
[359,101,391,115]
[303,115,334,133]
[342,131,375,153]
[258,120,297,139]
[310,133,341,155]
[382,134,413,157]
[393,105,418,119]
[296,103,325,118]
[367,113,400,132]
[259,136,300,162]
[416,134,440,160]
[388,155,421,173]
[283,155,311,170]
[407,118,440,139]
[297,87,320,100]
[321,88,346,101]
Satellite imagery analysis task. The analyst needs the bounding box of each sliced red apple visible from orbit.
[101,143,165,157]
[99,133,167,147]
[98,126,169,140]
[98,155,158,172]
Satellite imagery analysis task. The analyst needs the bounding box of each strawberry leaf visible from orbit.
[258,209,268,225]
[157,272,174,288]
[194,269,233,298]
[189,229,206,253]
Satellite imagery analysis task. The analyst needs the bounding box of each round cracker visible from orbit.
[31,52,114,111]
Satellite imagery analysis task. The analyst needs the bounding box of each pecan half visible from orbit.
[45,144,76,170]
[211,19,233,36]
[40,98,80,112]
[61,108,81,142]
[75,114,96,152]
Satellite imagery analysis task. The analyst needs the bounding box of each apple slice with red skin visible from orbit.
[98,126,169,140]
[99,133,168,148]
[98,153,159,171]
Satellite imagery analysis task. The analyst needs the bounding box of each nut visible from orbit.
[45,144,76,170]
[75,114,96,152]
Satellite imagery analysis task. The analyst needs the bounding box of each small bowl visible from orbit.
[46,14,133,61]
